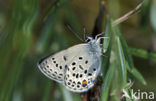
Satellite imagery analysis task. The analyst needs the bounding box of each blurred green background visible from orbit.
[0,0,156,101]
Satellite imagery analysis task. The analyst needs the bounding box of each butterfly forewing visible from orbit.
[38,50,68,83]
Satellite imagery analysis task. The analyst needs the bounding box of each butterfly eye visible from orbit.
[85,38,91,43]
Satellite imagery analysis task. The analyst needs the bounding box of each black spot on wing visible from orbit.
[85,60,88,64]
[59,74,63,76]
[77,85,80,88]
[79,57,83,60]
[72,62,76,65]
[77,81,81,84]
[84,70,87,74]
[69,79,72,82]
[80,74,83,78]
[79,65,83,70]
[54,71,57,74]
[93,68,96,71]
[88,73,92,76]
[72,84,74,87]
[63,56,67,61]
[73,81,76,84]
[72,67,76,70]
[73,73,75,77]
[59,66,62,69]
[49,69,52,71]
[68,82,71,85]
[76,74,79,78]
[52,74,55,77]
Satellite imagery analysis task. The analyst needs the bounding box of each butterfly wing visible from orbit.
[38,43,101,93]
[64,44,102,93]
[37,44,97,84]
[37,50,68,83]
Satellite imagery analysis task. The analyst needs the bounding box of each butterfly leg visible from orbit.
[95,32,104,40]
[96,37,109,43]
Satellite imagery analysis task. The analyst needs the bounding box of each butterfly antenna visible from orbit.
[66,25,84,42]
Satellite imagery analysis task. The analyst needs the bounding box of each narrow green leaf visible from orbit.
[0,56,23,101]
[37,0,72,53]
[102,17,112,76]
[112,26,146,86]
[100,63,115,101]
[41,80,53,101]
[130,47,156,62]
[110,72,121,101]
[44,0,72,21]
[64,6,82,39]
[116,37,127,88]
[124,49,147,85]
[113,26,134,70]
[0,0,39,100]
[36,13,58,53]
[103,18,112,53]
[130,68,147,85]
[140,0,151,29]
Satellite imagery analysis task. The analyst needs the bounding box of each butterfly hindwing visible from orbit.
[64,44,101,92]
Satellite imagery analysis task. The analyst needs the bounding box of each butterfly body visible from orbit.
[38,36,103,93]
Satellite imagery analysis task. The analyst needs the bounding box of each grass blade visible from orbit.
[102,17,112,76]
[116,37,127,88]
[130,47,156,62]
[100,59,115,101]
[41,80,53,101]
[130,68,146,85]
[113,26,134,70]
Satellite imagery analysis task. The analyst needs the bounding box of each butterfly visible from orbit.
[37,34,106,93]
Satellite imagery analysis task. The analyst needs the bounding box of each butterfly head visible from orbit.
[84,33,104,55]
[85,33,104,44]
